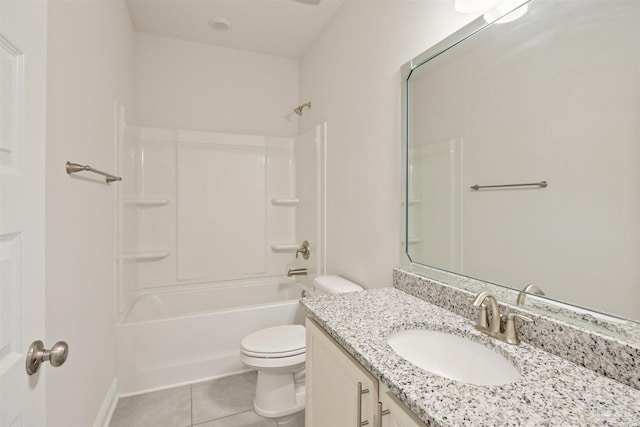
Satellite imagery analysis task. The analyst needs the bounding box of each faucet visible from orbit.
[516,284,545,307]
[472,292,501,334]
[287,267,307,277]
[472,292,532,345]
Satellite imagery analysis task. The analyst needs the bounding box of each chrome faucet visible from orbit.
[287,267,307,277]
[472,292,532,345]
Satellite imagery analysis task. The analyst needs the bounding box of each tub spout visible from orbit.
[287,268,307,277]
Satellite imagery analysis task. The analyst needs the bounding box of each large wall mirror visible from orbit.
[402,0,640,335]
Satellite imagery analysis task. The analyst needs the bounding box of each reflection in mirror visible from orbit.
[403,0,640,327]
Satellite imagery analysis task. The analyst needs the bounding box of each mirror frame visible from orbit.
[399,0,640,345]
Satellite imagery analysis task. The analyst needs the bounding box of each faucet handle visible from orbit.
[477,303,489,329]
[295,240,310,260]
[504,312,533,345]
[508,312,533,322]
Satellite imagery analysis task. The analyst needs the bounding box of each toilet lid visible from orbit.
[241,325,305,357]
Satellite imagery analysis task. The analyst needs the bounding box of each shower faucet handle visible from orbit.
[295,240,310,260]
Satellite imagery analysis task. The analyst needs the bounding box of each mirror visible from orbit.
[402,0,640,328]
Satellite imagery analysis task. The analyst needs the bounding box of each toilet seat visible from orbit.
[241,325,306,369]
[241,347,305,358]
[241,325,305,358]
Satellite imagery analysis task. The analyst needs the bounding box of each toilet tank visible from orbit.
[313,275,363,296]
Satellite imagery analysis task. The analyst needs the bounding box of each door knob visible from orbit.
[26,340,69,375]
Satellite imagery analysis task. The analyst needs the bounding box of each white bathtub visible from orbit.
[116,278,307,395]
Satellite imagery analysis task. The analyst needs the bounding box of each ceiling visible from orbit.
[125,0,345,59]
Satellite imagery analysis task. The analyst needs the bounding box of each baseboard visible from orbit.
[118,367,253,398]
[93,378,119,427]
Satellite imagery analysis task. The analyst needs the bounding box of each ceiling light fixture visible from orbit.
[454,0,500,13]
[208,17,231,31]
[484,0,529,23]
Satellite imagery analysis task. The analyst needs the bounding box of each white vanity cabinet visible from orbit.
[306,318,426,427]
[306,318,378,426]
[378,384,427,427]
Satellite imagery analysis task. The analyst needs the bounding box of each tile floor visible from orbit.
[109,371,304,427]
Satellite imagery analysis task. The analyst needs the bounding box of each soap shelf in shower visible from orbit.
[270,243,299,253]
[123,250,170,261]
[406,237,421,245]
[123,198,170,207]
[270,198,299,206]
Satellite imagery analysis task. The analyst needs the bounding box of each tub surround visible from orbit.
[394,269,640,390]
[302,288,640,426]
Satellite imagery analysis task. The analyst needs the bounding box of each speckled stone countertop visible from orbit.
[302,288,640,427]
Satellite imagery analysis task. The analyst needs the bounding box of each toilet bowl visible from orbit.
[240,275,363,421]
[240,324,306,418]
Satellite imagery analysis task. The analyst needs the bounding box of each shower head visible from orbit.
[293,102,312,116]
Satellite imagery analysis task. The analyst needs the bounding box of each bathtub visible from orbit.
[116,278,308,395]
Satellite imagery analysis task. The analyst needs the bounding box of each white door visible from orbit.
[0,0,48,425]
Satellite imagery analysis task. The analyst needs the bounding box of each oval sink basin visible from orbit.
[387,330,520,386]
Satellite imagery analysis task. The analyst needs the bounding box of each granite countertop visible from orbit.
[302,287,640,427]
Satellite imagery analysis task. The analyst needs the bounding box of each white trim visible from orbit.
[117,368,253,399]
[93,378,119,427]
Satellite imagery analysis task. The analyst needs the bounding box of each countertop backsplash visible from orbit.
[393,268,640,390]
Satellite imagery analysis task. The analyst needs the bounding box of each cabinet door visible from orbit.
[306,318,378,427]
[379,384,427,427]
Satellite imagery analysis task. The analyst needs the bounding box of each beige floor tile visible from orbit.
[193,410,276,427]
[109,385,191,427]
[191,371,258,424]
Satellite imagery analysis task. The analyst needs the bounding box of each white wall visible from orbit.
[298,0,477,288]
[45,0,134,425]
[133,32,299,137]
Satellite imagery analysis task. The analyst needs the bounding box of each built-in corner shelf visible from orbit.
[407,237,421,245]
[270,197,299,206]
[270,243,299,253]
[123,250,170,261]
[124,198,171,207]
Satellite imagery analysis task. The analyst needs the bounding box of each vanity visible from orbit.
[302,285,640,426]
[305,314,425,427]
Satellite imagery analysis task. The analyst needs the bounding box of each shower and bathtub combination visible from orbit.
[115,109,326,397]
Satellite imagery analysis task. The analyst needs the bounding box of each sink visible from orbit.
[387,330,520,386]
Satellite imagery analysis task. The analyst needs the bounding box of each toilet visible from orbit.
[240,275,363,423]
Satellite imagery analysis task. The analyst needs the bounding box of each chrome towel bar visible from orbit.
[66,161,122,183]
[470,181,547,190]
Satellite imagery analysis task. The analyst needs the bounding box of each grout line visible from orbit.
[192,410,258,426]
[190,383,194,427]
